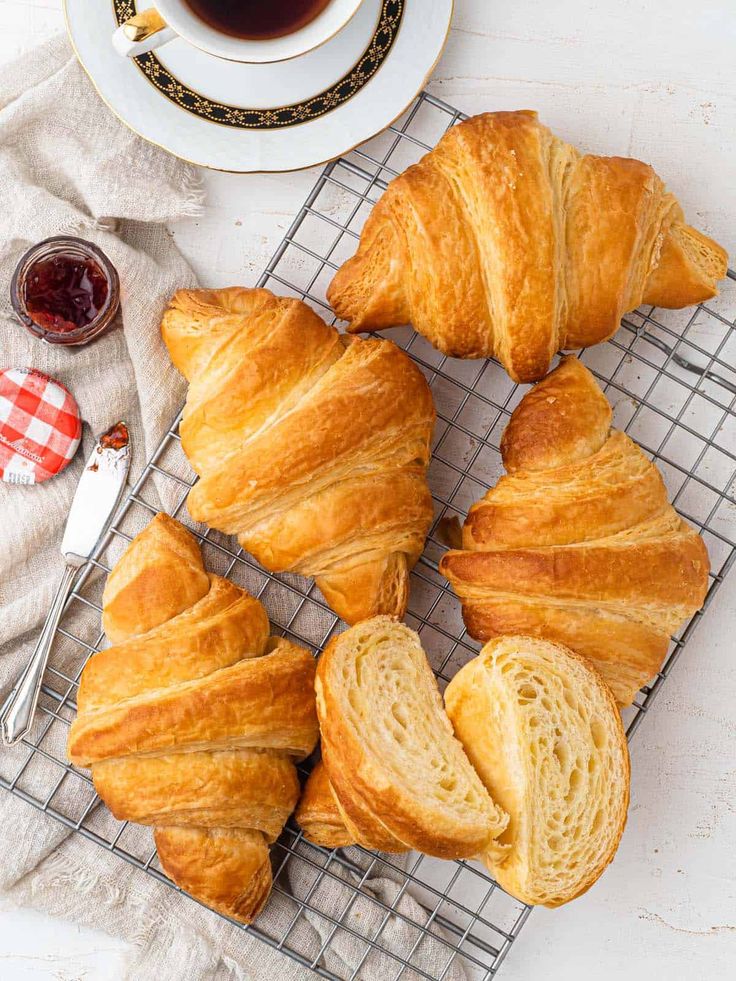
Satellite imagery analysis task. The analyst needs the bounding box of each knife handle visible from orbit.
[0,563,79,746]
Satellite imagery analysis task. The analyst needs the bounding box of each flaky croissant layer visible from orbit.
[328,110,728,381]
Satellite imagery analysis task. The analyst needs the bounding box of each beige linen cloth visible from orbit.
[0,36,466,981]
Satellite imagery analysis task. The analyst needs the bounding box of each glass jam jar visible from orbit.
[10,236,120,346]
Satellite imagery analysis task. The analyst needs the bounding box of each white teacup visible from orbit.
[113,1,365,64]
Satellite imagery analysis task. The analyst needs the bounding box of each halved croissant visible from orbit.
[306,616,508,859]
[444,636,630,907]
[328,110,728,382]
[161,287,435,624]
[440,357,710,705]
[68,514,319,924]
[299,629,630,909]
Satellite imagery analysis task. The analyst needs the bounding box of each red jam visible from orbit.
[100,421,130,451]
[10,236,120,347]
[24,253,109,335]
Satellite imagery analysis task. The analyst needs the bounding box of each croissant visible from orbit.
[68,514,319,923]
[440,357,710,705]
[161,287,435,625]
[444,636,630,907]
[328,110,728,382]
[301,616,508,859]
[300,632,629,908]
[294,759,354,850]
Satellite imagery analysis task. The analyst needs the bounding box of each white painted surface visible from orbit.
[0,1,734,978]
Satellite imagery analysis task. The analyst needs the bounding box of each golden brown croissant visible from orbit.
[68,514,319,923]
[294,759,354,849]
[328,111,728,382]
[303,617,508,859]
[161,287,435,625]
[440,357,710,705]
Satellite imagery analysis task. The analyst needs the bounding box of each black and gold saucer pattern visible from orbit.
[113,0,405,129]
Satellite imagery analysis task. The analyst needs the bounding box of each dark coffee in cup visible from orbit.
[183,0,333,40]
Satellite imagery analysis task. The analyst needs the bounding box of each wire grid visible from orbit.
[2,90,736,980]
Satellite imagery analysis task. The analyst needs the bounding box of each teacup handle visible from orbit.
[112,8,177,58]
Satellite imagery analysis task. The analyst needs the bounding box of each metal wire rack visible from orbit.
[2,90,735,980]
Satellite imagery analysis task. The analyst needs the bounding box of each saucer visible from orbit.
[64,0,454,172]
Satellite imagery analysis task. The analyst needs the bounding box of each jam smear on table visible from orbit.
[23,253,109,334]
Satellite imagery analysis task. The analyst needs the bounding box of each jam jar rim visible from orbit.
[10,235,121,346]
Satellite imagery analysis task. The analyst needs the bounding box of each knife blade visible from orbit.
[0,421,131,746]
[61,421,131,564]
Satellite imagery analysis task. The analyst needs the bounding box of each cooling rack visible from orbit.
[1,91,735,981]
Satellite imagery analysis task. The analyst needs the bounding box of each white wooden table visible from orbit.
[1,1,735,978]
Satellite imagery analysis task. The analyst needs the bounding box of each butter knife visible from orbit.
[0,421,131,746]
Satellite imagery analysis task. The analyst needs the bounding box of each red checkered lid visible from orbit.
[0,368,82,485]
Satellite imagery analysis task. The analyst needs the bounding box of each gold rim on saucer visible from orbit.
[113,0,404,130]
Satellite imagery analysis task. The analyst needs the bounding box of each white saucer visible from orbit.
[64,0,453,172]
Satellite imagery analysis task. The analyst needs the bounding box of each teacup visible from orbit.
[112,1,365,64]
